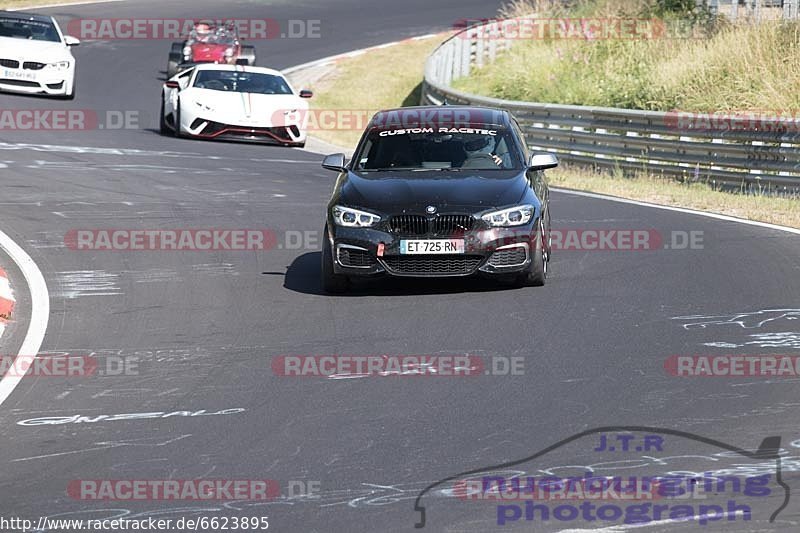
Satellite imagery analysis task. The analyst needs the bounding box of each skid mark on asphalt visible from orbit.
[54,270,121,298]
[704,332,800,349]
[191,263,239,277]
[27,160,264,176]
[11,434,193,463]
[674,309,800,329]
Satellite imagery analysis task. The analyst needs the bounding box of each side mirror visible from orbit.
[299,89,313,98]
[64,35,80,46]
[165,80,181,89]
[322,153,346,172]
[529,153,559,171]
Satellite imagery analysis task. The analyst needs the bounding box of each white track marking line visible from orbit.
[9,0,124,11]
[552,187,800,235]
[0,229,50,408]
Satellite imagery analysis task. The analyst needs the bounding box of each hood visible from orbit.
[0,36,71,62]
[338,169,529,213]
[182,89,306,126]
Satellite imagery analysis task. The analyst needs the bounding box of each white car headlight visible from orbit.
[332,206,381,227]
[481,205,535,227]
[45,61,70,71]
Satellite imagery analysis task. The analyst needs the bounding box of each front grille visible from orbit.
[488,246,527,267]
[381,255,483,276]
[22,62,45,70]
[0,59,19,69]
[338,247,375,268]
[0,79,38,87]
[389,214,475,236]
[389,215,428,236]
[196,119,294,141]
[46,81,64,89]
[433,215,474,235]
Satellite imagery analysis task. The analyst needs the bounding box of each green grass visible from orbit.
[309,36,441,148]
[550,166,800,228]
[456,1,800,111]
[301,14,800,229]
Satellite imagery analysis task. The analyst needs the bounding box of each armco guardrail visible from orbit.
[421,19,800,192]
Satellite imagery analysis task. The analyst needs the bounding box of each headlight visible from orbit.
[481,205,535,227]
[45,61,70,70]
[182,46,192,56]
[332,206,381,227]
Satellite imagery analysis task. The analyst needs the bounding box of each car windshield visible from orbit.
[0,17,60,42]
[192,71,293,95]
[189,29,236,45]
[354,127,522,171]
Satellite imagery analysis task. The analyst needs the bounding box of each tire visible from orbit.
[515,219,547,287]
[159,94,169,135]
[173,99,182,138]
[321,227,349,294]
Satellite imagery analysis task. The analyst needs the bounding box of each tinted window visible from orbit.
[193,71,293,95]
[0,17,60,42]
[355,127,522,171]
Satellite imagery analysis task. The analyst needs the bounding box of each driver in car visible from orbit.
[191,23,213,43]
[462,136,506,167]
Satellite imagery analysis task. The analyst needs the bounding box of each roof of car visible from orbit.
[0,11,54,23]
[368,105,510,128]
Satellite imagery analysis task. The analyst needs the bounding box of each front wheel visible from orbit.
[159,94,169,135]
[321,228,349,294]
[173,100,182,138]
[515,219,547,287]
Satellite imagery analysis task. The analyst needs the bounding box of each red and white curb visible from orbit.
[0,268,15,339]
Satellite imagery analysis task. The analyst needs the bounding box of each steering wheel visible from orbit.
[202,79,229,91]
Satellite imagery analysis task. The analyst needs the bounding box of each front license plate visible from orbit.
[400,239,465,254]
[2,69,36,81]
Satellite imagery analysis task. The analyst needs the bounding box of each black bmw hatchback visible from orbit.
[320,106,557,293]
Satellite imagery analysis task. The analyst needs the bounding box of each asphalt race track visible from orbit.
[1,1,800,532]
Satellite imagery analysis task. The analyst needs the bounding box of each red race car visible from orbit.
[167,22,256,77]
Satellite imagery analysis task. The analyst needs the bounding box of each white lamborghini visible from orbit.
[159,64,312,147]
[0,11,80,99]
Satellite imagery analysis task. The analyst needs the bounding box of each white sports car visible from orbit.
[0,11,79,99]
[160,64,312,147]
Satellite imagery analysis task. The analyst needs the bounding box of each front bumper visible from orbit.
[327,223,536,278]
[0,67,73,96]
[180,115,306,146]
